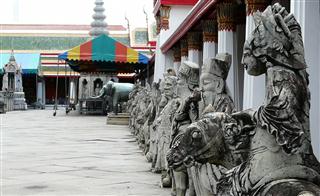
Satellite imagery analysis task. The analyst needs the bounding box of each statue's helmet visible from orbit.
[178,61,200,86]
[202,53,231,80]
[245,3,306,70]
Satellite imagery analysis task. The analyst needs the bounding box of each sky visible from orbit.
[0,0,155,28]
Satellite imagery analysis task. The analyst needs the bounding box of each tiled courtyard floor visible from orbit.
[1,109,170,195]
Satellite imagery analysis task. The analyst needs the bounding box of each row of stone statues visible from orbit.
[128,4,320,196]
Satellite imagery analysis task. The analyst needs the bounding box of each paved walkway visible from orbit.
[1,109,170,195]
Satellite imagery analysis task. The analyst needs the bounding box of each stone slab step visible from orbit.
[106,113,130,125]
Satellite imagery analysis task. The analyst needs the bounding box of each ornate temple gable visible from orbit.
[217,0,237,32]
[160,0,217,53]
[202,20,218,43]
[154,0,198,33]
[153,0,198,14]
[245,0,268,15]
[159,5,171,31]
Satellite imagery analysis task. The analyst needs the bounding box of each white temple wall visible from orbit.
[159,6,193,47]
[154,5,193,82]
[165,50,174,70]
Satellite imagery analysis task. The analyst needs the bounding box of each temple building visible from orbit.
[0,51,27,110]
[151,0,320,158]
[0,23,155,106]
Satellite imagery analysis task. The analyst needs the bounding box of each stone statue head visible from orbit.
[201,53,232,106]
[163,75,177,98]
[242,3,306,76]
[167,112,244,170]
[177,61,200,96]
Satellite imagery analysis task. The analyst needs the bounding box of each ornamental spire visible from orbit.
[89,0,109,37]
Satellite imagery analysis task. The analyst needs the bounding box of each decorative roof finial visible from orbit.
[89,0,109,37]
[9,49,16,62]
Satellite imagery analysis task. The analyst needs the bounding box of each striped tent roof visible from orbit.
[58,34,149,73]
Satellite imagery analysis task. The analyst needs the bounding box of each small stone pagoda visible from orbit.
[1,51,27,110]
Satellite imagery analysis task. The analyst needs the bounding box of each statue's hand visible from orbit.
[231,109,257,126]
[188,88,202,103]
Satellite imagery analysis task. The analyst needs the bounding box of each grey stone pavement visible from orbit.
[1,109,170,196]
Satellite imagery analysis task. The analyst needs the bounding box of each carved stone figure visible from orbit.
[167,112,252,194]
[93,80,134,114]
[128,82,143,129]
[229,4,320,194]
[154,74,179,187]
[169,53,236,195]
[169,3,320,195]
[150,69,177,172]
[170,61,200,196]
[200,53,235,115]
[135,84,152,150]
[145,81,162,162]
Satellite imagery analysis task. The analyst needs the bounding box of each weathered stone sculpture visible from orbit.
[230,3,320,194]
[200,53,235,115]
[145,81,162,162]
[154,74,180,187]
[93,80,134,114]
[170,61,200,196]
[168,3,320,195]
[135,84,152,150]
[168,53,236,195]
[150,69,177,172]
[128,82,143,129]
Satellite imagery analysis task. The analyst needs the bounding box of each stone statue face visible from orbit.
[163,76,177,98]
[242,40,266,76]
[200,73,223,106]
[242,4,307,76]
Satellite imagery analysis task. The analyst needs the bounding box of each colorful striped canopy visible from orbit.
[58,34,149,73]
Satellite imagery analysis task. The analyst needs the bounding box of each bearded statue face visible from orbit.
[163,76,177,98]
[200,72,224,106]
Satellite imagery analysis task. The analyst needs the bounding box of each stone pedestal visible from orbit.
[13,92,27,110]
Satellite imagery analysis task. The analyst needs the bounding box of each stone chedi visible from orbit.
[167,3,320,195]
[89,0,108,37]
[1,51,27,110]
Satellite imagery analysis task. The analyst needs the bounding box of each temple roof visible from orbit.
[0,53,40,74]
